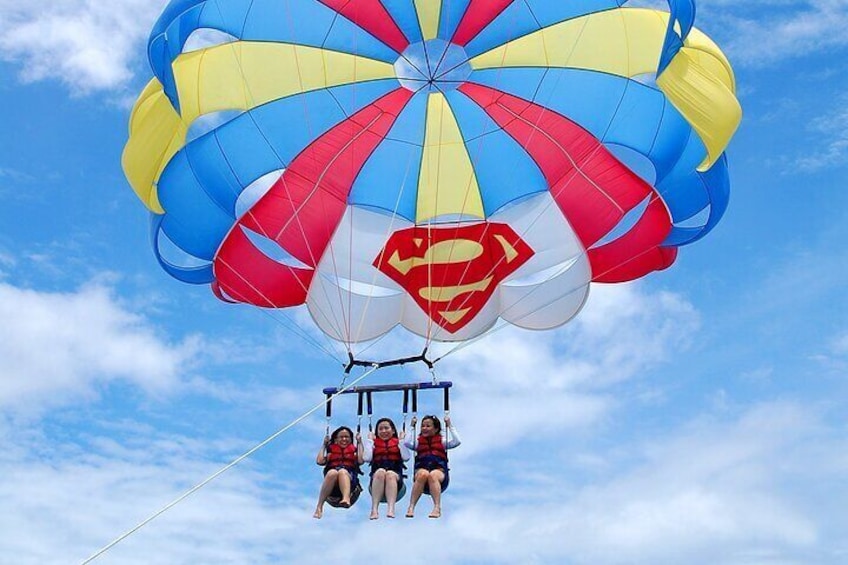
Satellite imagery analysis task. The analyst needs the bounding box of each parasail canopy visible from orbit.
[123,0,741,348]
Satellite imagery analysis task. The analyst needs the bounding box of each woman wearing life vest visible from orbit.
[313,426,363,519]
[404,415,461,518]
[363,417,410,520]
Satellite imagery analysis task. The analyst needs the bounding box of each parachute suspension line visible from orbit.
[194,5,352,361]
[429,67,635,342]
[351,141,419,353]
[424,20,592,343]
[423,0,562,343]
[292,111,389,345]
[180,2,350,356]
[433,50,668,355]
[214,255,346,364]
[219,0,354,347]
[81,364,381,565]
[345,196,355,349]
[234,116,352,346]
[436,196,671,363]
[210,1,258,110]
[424,217,435,346]
[441,196,668,362]
[343,16,366,350]
[427,89,496,344]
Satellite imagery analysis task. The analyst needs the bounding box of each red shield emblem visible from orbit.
[374,223,534,333]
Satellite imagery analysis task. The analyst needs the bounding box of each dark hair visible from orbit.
[374,417,398,438]
[330,426,355,444]
[421,415,441,434]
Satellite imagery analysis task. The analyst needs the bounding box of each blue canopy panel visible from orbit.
[381,0,424,44]
[156,79,398,261]
[149,0,399,111]
[658,0,696,74]
[661,153,730,247]
[438,0,472,41]
[149,214,216,284]
[463,0,625,59]
[657,151,730,246]
[655,132,710,220]
[348,90,428,221]
[158,150,234,260]
[446,90,549,216]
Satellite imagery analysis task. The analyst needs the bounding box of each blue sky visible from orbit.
[1,1,847,563]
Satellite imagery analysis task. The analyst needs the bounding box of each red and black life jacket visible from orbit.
[372,437,403,463]
[326,443,358,469]
[416,433,447,463]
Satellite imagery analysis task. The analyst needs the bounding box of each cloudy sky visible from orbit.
[1,1,847,563]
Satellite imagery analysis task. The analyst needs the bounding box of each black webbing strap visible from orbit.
[344,349,434,374]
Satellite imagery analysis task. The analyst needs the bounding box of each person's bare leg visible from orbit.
[314,470,339,518]
[370,469,386,519]
[427,470,444,518]
[385,471,399,518]
[338,470,352,507]
[406,469,429,517]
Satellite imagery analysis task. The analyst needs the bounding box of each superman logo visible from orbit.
[374,223,534,333]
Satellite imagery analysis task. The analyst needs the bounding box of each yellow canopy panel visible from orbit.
[122,42,395,211]
[470,7,741,170]
[417,92,485,223]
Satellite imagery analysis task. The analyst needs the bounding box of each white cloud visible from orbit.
[3,400,846,564]
[833,332,848,355]
[0,0,167,93]
[811,330,848,373]
[2,279,846,564]
[437,283,700,456]
[0,249,14,278]
[0,165,35,182]
[0,281,199,414]
[796,101,848,171]
[700,1,848,68]
[401,402,840,564]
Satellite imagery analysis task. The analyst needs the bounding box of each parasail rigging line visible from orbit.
[434,217,672,364]
[207,0,361,348]
[419,9,608,345]
[80,363,381,565]
[423,37,665,344]
[175,1,353,362]
[216,254,347,364]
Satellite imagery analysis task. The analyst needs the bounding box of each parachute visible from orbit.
[122,0,741,349]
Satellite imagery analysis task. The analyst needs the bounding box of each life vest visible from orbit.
[415,433,448,466]
[326,443,358,470]
[372,437,403,463]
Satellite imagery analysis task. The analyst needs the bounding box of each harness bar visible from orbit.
[343,349,435,373]
[322,381,452,396]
